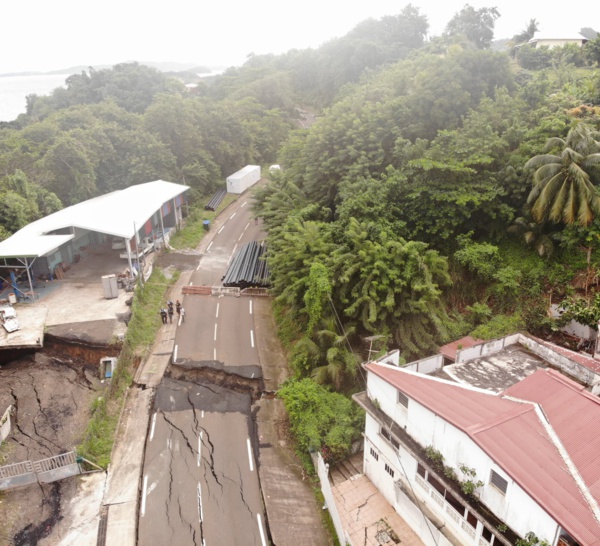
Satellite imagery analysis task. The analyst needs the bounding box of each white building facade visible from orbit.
[355,362,600,546]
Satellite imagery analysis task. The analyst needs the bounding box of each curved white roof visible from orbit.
[0,180,189,258]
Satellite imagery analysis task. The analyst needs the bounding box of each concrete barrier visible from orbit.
[181,285,212,295]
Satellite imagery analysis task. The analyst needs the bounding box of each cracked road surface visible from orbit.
[138,196,268,545]
[138,379,264,545]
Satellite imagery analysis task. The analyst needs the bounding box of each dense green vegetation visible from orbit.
[2,5,600,464]
[250,6,600,403]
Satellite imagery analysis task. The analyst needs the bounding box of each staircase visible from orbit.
[329,451,364,486]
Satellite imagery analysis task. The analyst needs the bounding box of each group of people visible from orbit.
[159,299,185,324]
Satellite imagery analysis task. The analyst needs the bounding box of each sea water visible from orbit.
[0,73,71,122]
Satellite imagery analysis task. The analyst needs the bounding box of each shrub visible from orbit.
[278,378,364,465]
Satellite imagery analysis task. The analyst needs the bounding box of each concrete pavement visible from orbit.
[253,295,332,545]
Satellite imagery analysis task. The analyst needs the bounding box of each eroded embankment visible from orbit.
[43,333,121,365]
[0,334,115,544]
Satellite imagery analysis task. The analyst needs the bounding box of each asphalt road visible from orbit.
[138,379,266,545]
[138,196,269,545]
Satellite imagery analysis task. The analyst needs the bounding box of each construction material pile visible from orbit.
[222,241,270,288]
[205,188,227,211]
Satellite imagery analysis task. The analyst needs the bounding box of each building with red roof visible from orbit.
[354,357,600,546]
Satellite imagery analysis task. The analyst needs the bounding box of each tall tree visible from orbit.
[444,4,500,49]
[525,123,600,226]
[332,218,451,356]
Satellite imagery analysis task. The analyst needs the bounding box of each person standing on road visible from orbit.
[160,308,167,324]
[176,300,181,316]
[180,308,185,323]
[168,305,174,324]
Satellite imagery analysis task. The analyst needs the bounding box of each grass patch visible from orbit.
[315,488,341,546]
[170,194,238,250]
[78,267,179,467]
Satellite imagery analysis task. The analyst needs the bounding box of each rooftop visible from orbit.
[440,344,546,391]
[0,180,189,259]
[438,335,482,362]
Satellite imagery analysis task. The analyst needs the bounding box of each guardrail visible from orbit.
[211,286,241,297]
[240,288,270,297]
[181,285,270,297]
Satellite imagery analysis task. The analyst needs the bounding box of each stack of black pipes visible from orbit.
[205,188,227,211]
[222,241,270,288]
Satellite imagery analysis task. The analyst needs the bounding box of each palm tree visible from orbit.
[512,19,539,45]
[311,317,359,390]
[525,124,600,226]
[508,216,558,257]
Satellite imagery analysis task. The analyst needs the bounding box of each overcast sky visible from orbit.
[1,1,595,73]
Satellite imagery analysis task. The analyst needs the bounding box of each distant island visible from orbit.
[0,61,222,78]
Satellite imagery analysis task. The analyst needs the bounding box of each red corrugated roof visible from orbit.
[505,370,600,503]
[366,363,600,546]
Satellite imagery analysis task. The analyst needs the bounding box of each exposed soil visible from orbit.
[12,482,63,546]
[0,346,104,544]
[166,361,264,401]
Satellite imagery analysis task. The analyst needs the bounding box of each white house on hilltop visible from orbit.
[528,32,588,49]
[353,341,600,546]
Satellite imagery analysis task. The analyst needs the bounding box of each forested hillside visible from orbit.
[250,7,600,398]
[1,6,600,456]
[0,61,296,239]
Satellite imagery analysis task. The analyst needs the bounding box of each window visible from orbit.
[490,470,508,494]
[481,526,493,543]
[385,463,395,478]
[370,447,379,461]
[466,510,478,528]
[427,473,446,496]
[417,463,426,478]
[445,490,465,516]
[397,390,409,408]
[380,427,400,449]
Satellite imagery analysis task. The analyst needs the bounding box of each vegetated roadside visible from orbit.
[76,267,179,467]
[169,193,237,250]
[78,190,238,466]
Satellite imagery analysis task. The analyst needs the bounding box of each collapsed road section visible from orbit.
[138,373,267,545]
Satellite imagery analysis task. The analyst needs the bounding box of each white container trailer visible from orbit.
[226,165,261,194]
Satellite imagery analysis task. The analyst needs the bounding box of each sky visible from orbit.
[1,0,596,74]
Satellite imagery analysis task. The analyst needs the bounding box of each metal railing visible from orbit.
[0,451,101,491]
[0,460,33,479]
[33,451,77,473]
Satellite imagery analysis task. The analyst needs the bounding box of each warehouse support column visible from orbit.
[125,239,134,278]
